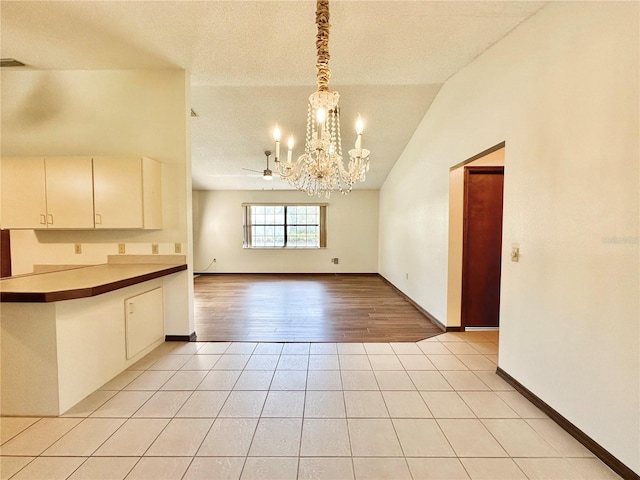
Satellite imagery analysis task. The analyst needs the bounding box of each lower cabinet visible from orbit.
[125,287,164,359]
[0,281,167,416]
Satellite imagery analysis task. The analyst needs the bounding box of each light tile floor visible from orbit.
[0,331,622,479]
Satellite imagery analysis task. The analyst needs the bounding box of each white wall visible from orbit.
[193,190,378,273]
[1,69,194,335]
[379,2,639,474]
[1,70,190,268]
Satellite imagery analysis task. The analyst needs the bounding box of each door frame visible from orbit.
[446,142,505,331]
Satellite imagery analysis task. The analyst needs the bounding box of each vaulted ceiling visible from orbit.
[1,1,545,190]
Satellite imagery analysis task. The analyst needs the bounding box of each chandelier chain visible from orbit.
[271,0,370,198]
[315,0,331,92]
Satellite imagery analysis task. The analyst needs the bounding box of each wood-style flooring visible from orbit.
[194,274,444,342]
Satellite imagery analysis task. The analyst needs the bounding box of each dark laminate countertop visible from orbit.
[0,263,187,303]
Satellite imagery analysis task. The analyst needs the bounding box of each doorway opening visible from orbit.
[446,143,505,330]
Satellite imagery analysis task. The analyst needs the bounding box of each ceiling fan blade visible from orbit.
[241,152,282,179]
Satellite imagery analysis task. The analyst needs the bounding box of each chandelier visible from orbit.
[272,0,370,198]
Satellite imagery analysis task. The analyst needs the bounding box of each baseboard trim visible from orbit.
[444,325,464,332]
[194,272,378,276]
[377,274,450,333]
[496,367,639,480]
[165,332,197,342]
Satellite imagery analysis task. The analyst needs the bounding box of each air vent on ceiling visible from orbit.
[190,109,199,118]
[1,58,26,68]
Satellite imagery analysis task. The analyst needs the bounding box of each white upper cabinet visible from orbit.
[1,157,48,229]
[0,156,162,230]
[45,157,95,229]
[93,157,162,229]
[94,157,143,229]
[0,156,93,229]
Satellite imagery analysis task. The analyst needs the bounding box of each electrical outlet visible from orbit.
[74,243,82,254]
[175,243,182,253]
[332,258,339,264]
[118,244,125,254]
[152,244,159,254]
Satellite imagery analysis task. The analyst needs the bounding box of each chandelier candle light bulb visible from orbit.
[355,114,363,150]
[273,125,281,161]
[270,0,371,198]
[287,136,294,163]
[317,108,326,141]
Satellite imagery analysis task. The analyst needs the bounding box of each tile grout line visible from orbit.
[0,418,44,447]
[237,343,277,479]
[387,341,423,480]
[2,334,621,480]
[61,351,169,478]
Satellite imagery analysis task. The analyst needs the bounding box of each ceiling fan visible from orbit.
[242,150,277,180]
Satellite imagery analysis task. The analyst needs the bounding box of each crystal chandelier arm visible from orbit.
[275,154,303,179]
[336,154,358,183]
[315,0,331,92]
[275,158,292,177]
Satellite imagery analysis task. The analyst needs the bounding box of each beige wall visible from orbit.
[379,2,639,473]
[193,189,379,273]
[0,69,194,335]
[446,148,505,327]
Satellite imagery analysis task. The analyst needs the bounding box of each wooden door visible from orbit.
[1,230,11,278]
[461,166,504,328]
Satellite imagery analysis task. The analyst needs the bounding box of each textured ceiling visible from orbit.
[1,1,545,191]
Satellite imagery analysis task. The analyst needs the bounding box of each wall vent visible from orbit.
[1,58,26,67]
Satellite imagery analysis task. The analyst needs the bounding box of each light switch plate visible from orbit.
[175,243,182,253]
[152,244,159,254]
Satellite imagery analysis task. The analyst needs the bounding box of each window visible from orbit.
[243,204,327,248]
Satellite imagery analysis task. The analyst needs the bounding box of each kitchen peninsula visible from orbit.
[0,256,188,416]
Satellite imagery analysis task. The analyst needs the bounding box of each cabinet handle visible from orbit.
[40,214,46,225]
[47,214,53,225]
[128,302,134,314]
[95,213,102,225]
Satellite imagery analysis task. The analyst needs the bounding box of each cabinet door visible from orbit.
[45,157,94,229]
[0,157,48,229]
[125,287,164,359]
[93,157,143,229]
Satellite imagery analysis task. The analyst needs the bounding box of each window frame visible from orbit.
[242,203,327,249]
